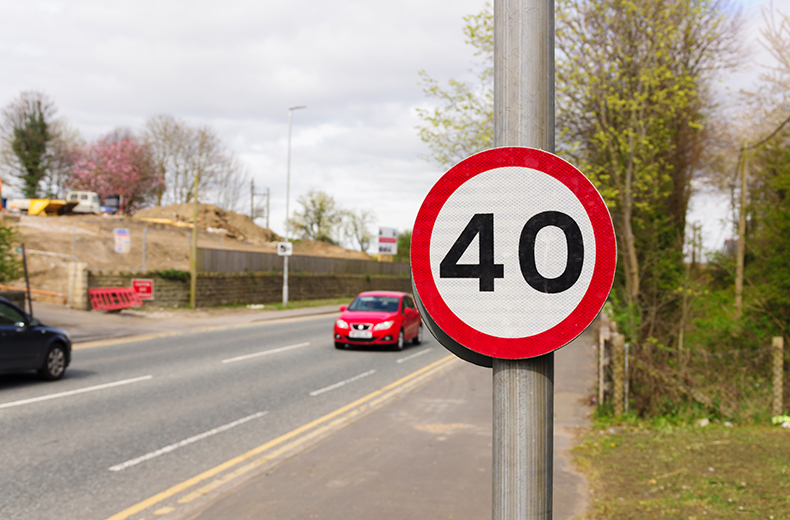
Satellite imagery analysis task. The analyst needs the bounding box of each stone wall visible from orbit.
[0,290,26,308]
[88,271,412,308]
[68,262,90,310]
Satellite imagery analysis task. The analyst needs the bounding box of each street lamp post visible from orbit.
[283,105,306,308]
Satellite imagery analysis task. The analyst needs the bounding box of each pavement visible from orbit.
[184,338,594,520]
[33,301,595,519]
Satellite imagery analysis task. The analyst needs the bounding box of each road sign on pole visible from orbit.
[411,147,616,519]
[277,242,293,256]
[411,147,616,363]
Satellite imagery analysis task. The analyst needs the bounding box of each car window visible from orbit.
[69,193,78,201]
[403,296,415,310]
[348,296,400,313]
[0,302,27,326]
[80,194,88,200]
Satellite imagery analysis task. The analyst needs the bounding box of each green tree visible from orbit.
[417,0,740,344]
[0,92,61,198]
[394,229,412,263]
[416,3,493,168]
[288,189,344,244]
[556,0,740,341]
[0,221,21,283]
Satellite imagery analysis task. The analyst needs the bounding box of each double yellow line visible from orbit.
[105,354,457,520]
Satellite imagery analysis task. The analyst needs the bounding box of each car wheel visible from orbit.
[395,329,405,351]
[412,324,423,345]
[335,341,346,349]
[38,344,67,381]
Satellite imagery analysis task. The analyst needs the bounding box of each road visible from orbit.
[0,313,450,520]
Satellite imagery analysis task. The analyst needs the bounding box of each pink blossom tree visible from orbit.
[69,135,163,213]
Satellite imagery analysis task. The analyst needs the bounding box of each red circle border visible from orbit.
[411,147,617,359]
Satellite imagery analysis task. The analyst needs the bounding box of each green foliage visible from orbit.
[1,92,58,198]
[556,0,737,343]
[744,134,790,336]
[153,269,190,283]
[0,221,21,283]
[393,229,412,263]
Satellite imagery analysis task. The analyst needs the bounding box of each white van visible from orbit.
[67,191,101,214]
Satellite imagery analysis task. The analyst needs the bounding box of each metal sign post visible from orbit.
[493,0,554,516]
[412,1,616,517]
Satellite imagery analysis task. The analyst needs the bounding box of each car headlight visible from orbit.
[373,320,394,331]
[336,319,349,329]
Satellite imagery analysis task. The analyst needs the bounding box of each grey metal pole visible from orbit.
[142,226,147,272]
[492,0,555,516]
[283,105,306,308]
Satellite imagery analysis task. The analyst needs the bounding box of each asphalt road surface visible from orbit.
[0,314,449,520]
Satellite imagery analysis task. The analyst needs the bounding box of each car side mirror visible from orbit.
[28,318,41,327]
[339,305,347,312]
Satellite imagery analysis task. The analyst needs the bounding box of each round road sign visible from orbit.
[411,147,616,363]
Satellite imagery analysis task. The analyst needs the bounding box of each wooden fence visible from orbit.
[196,247,410,276]
[596,312,786,418]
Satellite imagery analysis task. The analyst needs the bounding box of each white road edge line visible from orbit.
[109,411,269,472]
[0,375,153,410]
[222,342,311,364]
[310,369,377,397]
[396,348,433,364]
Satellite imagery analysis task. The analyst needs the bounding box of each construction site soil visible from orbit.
[2,203,372,301]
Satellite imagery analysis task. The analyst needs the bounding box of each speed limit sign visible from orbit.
[411,147,616,365]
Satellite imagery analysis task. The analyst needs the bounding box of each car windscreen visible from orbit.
[0,302,27,326]
[348,296,400,313]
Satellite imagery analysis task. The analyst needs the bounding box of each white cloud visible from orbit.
[1,0,787,251]
[0,0,484,239]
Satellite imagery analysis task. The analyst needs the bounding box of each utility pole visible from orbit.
[492,0,555,517]
[266,187,270,230]
[190,169,199,309]
[735,143,748,320]
[251,179,255,221]
[283,105,307,308]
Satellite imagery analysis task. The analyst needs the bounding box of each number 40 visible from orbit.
[439,212,584,294]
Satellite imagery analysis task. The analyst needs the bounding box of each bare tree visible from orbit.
[288,189,344,243]
[142,115,248,211]
[343,208,376,252]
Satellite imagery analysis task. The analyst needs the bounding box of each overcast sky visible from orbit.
[1,0,787,252]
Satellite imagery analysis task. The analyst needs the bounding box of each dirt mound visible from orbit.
[293,239,371,260]
[133,203,281,245]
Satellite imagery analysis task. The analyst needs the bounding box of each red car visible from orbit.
[333,291,423,350]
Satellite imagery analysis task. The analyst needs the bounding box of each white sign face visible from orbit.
[277,242,293,256]
[378,227,397,255]
[430,166,596,338]
[411,147,616,361]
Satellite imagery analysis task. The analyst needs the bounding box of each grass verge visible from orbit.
[575,420,790,519]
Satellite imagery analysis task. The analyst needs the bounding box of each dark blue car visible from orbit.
[0,297,72,380]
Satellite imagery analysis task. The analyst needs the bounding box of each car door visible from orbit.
[0,301,40,371]
[401,296,419,339]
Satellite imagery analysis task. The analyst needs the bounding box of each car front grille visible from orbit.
[351,323,372,331]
